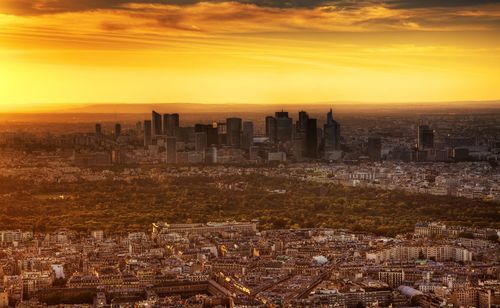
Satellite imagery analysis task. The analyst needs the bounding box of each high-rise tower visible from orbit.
[417,125,434,150]
[226,117,242,147]
[275,111,293,143]
[242,121,254,150]
[163,113,179,137]
[323,108,341,154]
[152,111,162,136]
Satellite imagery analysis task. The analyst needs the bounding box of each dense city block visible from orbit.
[0,221,498,307]
[0,108,498,307]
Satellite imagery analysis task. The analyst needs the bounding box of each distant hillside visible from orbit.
[1,101,499,124]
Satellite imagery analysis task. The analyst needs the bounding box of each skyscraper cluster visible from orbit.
[142,111,256,164]
[144,112,180,146]
[140,109,344,164]
[143,111,180,163]
[266,108,341,161]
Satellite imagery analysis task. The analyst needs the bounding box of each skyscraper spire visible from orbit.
[326,108,334,125]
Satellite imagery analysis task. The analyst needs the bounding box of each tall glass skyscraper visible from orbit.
[163,113,179,137]
[324,108,341,153]
[226,117,242,147]
[152,111,162,136]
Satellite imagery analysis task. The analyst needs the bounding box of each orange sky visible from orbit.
[1,0,500,112]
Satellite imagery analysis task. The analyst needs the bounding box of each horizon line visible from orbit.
[2,99,500,114]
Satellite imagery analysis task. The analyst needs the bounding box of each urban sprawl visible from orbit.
[0,221,498,307]
[1,110,499,201]
[0,109,499,307]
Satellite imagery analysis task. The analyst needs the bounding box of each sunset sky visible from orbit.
[1,0,500,112]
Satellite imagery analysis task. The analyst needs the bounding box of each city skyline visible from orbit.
[0,107,498,307]
[1,1,500,110]
[0,1,499,306]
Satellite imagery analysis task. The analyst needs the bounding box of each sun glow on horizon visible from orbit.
[1,1,500,111]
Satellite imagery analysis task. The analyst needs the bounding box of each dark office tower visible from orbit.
[275,111,293,143]
[317,127,323,148]
[217,122,227,145]
[95,123,102,136]
[163,113,179,137]
[297,111,309,132]
[207,123,219,146]
[175,127,194,143]
[143,120,152,147]
[194,131,207,152]
[152,111,162,136]
[417,125,434,150]
[165,137,177,164]
[293,111,308,160]
[306,118,318,158]
[194,124,206,133]
[265,116,277,143]
[226,118,242,147]
[367,136,382,161]
[293,137,305,161]
[136,121,142,132]
[324,108,341,153]
[242,121,254,150]
[114,123,121,138]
